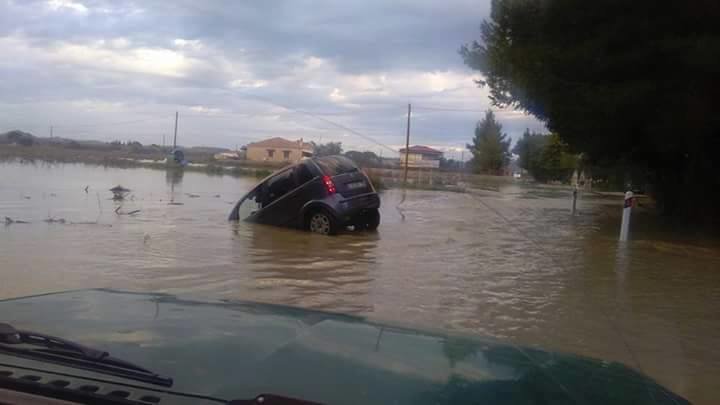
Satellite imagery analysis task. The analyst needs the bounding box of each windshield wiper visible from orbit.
[0,323,173,387]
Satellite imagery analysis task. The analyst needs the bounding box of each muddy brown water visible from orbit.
[1,161,719,404]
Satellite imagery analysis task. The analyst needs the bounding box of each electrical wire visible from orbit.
[229,92,401,155]
[413,105,489,113]
[465,190,676,404]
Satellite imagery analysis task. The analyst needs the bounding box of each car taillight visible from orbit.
[322,175,336,194]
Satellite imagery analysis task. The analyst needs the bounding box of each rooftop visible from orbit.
[246,137,313,150]
[398,145,444,155]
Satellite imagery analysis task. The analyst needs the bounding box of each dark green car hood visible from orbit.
[0,289,688,404]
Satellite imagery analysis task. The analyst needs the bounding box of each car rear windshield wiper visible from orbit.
[0,323,173,387]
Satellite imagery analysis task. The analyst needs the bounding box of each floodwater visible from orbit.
[1,161,719,404]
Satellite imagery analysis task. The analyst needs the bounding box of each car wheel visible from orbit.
[355,209,380,231]
[308,210,337,235]
[364,209,380,231]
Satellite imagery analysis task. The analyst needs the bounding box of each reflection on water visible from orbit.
[166,166,184,187]
[1,161,720,404]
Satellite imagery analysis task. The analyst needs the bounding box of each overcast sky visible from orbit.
[0,0,545,159]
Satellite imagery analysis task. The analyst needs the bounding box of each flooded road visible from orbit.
[2,161,720,404]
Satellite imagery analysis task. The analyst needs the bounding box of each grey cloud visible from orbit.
[0,0,544,151]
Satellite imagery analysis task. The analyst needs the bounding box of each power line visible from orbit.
[465,192,669,404]
[233,92,400,155]
[413,105,489,113]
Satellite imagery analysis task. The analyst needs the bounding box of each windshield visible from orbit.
[314,156,359,176]
[0,1,717,405]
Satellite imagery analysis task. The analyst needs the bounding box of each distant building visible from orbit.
[398,145,443,168]
[245,137,314,163]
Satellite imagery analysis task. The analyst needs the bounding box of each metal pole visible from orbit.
[50,126,53,138]
[403,104,411,187]
[619,191,633,241]
[172,111,178,149]
[571,185,578,215]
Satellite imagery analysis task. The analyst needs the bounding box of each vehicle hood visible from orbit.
[0,289,688,404]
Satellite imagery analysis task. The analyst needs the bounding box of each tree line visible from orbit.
[465,110,577,183]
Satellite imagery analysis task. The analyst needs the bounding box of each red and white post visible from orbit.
[619,191,634,241]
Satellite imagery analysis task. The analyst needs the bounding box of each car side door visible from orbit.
[229,186,262,221]
[258,164,320,227]
[255,168,299,226]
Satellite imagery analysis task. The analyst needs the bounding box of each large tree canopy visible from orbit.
[461,0,720,220]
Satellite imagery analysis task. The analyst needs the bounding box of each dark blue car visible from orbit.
[229,156,380,235]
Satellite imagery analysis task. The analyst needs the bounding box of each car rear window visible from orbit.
[315,156,359,176]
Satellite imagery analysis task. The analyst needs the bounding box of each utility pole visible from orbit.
[172,111,179,149]
[403,103,411,187]
[162,134,166,148]
[460,149,465,180]
[50,126,53,138]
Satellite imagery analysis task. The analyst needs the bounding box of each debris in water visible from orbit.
[23,195,31,200]
[114,205,141,215]
[213,194,221,198]
[43,217,66,224]
[84,185,89,193]
[49,193,57,197]
[69,221,111,227]
[167,202,184,206]
[4,217,30,225]
[110,185,130,193]
[110,185,131,200]
[186,193,200,198]
[143,233,151,244]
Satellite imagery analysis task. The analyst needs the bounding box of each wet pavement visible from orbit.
[1,161,719,404]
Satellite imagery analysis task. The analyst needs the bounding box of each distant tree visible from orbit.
[466,110,510,175]
[537,134,577,182]
[513,131,576,182]
[6,130,34,146]
[127,140,143,153]
[313,141,343,157]
[344,150,380,167]
[439,157,463,171]
[512,129,544,172]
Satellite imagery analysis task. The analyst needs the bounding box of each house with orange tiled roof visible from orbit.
[398,145,443,168]
[245,137,314,163]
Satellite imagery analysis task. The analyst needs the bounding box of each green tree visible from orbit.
[313,141,343,157]
[439,157,462,171]
[5,130,35,146]
[461,0,720,220]
[344,150,380,167]
[538,134,577,182]
[513,131,576,182]
[467,110,510,175]
[512,129,545,173]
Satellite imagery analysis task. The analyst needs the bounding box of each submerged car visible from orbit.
[229,156,380,235]
[0,289,691,405]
